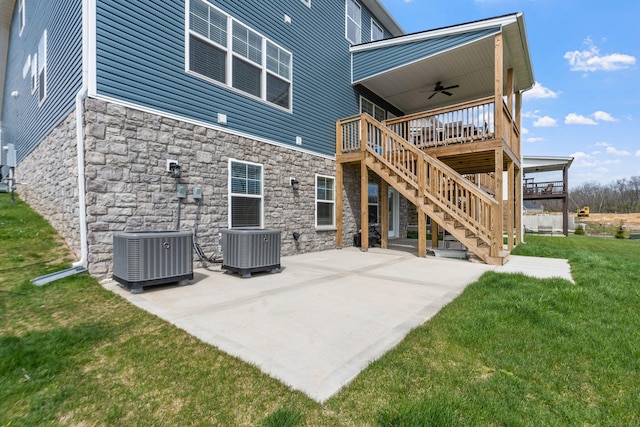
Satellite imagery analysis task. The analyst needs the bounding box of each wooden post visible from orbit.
[418,210,426,257]
[336,162,343,248]
[494,34,504,142]
[493,148,504,258]
[507,68,514,117]
[515,92,522,158]
[507,161,514,250]
[431,219,438,250]
[515,166,522,245]
[380,180,388,249]
[563,165,569,236]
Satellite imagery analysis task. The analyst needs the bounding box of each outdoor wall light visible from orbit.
[290,177,299,190]
[11,91,19,98]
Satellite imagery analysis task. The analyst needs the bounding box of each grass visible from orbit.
[1,193,639,425]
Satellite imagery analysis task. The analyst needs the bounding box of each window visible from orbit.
[361,97,386,122]
[345,0,361,44]
[38,30,47,103]
[30,53,37,94]
[187,0,292,110]
[316,175,335,227]
[22,55,31,79]
[371,19,384,41]
[18,0,25,36]
[368,184,379,225]
[229,159,263,228]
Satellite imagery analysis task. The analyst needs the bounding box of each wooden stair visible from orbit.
[351,113,508,265]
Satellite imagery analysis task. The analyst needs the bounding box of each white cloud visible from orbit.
[593,111,617,122]
[521,126,529,135]
[523,82,559,99]
[564,38,636,72]
[570,151,589,159]
[565,113,597,125]
[636,150,640,156]
[606,146,630,156]
[595,142,609,147]
[526,137,544,143]
[533,116,557,127]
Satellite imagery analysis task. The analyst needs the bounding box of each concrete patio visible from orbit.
[102,245,573,402]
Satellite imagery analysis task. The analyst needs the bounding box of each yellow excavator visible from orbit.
[577,206,590,217]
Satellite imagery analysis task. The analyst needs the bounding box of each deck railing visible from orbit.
[338,113,499,247]
[523,179,565,197]
[384,97,495,149]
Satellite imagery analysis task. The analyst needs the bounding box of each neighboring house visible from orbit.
[0,0,534,277]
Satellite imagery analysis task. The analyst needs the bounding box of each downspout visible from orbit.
[33,0,90,285]
[72,84,88,268]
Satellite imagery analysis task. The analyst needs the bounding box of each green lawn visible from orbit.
[2,193,639,426]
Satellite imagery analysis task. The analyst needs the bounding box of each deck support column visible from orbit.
[507,161,515,250]
[493,148,504,258]
[418,210,427,257]
[431,219,438,250]
[562,164,569,236]
[515,166,522,245]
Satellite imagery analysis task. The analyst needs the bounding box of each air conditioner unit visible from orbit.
[221,228,281,278]
[113,230,193,293]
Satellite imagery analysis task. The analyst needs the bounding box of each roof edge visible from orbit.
[362,0,404,37]
[351,12,521,53]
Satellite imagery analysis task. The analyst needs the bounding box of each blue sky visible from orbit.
[380,0,640,188]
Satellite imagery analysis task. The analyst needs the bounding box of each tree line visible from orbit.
[569,176,640,213]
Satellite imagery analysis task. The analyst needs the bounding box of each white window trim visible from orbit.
[360,96,386,122]
[371,18,384,41]
[345,0,361,44]
[315,174,336,229]
[18,0,25,36]
[300,0,311,7]
[38,30,47,106]
[228,158,264,229]
[185,0,293,113]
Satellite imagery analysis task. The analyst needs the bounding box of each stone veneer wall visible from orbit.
[17,110,82,258]
[82,98,359,277]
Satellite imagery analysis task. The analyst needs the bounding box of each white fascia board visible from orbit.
[350,13,519,53]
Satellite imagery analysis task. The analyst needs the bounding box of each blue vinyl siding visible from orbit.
[1,0,83,162]
[352,27,499,83]
[95,0,395,157]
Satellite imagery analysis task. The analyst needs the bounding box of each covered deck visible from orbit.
[336,13,534,264]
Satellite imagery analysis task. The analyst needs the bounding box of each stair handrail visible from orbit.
[355,113,498,245]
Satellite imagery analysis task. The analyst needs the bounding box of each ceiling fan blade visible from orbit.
[427,92,437,99]
[442,84,459,91]
[442,91,453,96]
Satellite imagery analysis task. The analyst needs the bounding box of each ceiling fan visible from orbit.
[425,81,459,99]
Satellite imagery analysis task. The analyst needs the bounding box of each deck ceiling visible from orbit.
[522,156,574,173]
[351,13,534,115]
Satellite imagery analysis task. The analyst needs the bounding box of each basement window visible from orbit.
[229,159,263,228]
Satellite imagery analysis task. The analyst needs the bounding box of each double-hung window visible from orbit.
[316,175,335,228]
[371,19,384,41]
[345,0,361,44]
[188,0,292,110]
[229,160,263,228]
